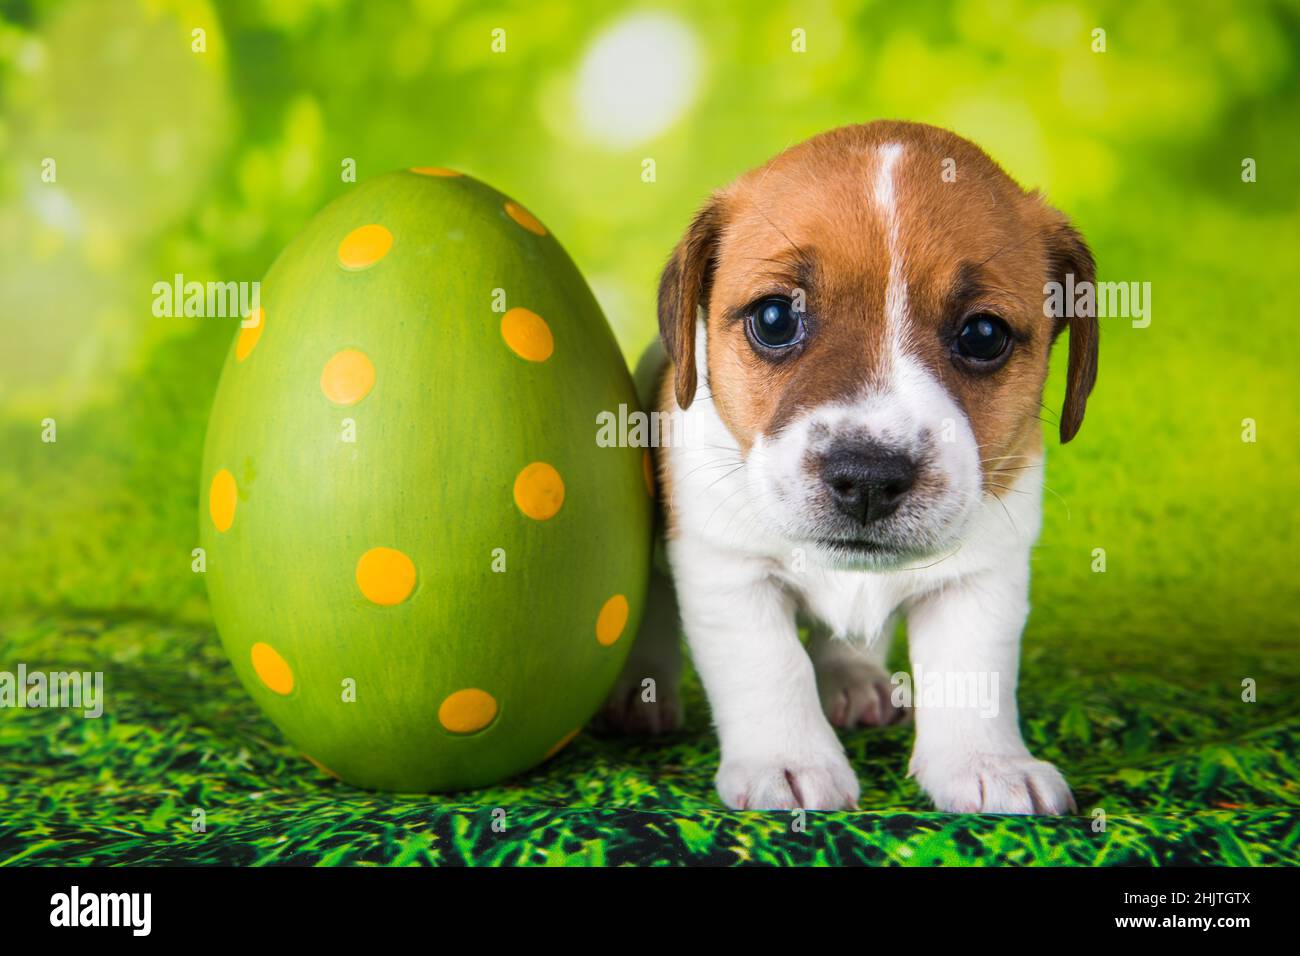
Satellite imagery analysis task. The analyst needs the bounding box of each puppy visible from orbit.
[602,121,1097,813]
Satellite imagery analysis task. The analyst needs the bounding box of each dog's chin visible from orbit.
[798,509,971,571]
[806,535,933,571]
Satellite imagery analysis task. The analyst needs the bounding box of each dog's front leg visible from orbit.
[671,538,859,811]
[905,562,1075,814]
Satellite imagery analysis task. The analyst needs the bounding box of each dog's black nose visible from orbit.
[820,444,918,524]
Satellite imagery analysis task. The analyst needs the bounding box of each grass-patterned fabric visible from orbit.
[2,605,1296,866]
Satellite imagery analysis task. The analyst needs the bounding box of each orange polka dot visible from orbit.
[544,728,581,761]
[321,348,376,405]
[356,547,417,606]
[209,469,237,532]
[304,754,340,779]
[596,594,630,646]
[500,308,553,362]
[236,306,264,361]
[642,450,655,497]
[504,200,547,236]
[513,462,564,520]
[251,642,294,695]
[338,224,393,270]
[439,689,498,734]
[410,166,461,177]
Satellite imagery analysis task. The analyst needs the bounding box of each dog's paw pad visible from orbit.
[912,753,1075,815]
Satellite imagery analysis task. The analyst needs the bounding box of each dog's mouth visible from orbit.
[809,535,912,565]
[813,535,892,553]
[809,529,948,568]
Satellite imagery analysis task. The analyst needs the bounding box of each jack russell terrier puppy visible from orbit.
[601,120,1097,814]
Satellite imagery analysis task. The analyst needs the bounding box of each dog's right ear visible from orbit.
[1045,216,1098,444]
[659,198,724,410]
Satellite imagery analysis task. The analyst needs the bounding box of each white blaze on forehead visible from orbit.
[872,143,910,363]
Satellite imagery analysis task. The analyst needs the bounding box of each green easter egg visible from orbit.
[200,168,652,792]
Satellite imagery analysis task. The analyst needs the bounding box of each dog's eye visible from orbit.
[747,296,805,350]
[955,313,1012,363]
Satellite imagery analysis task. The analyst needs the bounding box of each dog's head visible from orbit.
[660,121,1097,567]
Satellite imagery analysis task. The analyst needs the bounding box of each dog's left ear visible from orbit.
[1044,212,1099,443]
[658,196,725,410]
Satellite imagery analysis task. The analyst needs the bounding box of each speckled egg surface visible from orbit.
[200,168,653,792]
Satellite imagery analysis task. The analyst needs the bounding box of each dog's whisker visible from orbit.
[979,488,1020,535]
[1039,482,1072,520]
[704,463,749,493]
[679,460,744,483]
[980,453,1036,464]
[700,481,754,538]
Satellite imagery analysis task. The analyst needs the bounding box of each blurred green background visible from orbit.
[1,0,1299,865]
[1,0,1298,741]
[4,0,1298,632]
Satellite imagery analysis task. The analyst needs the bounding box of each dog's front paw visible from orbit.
[717,751,860,810]
[593,673,684,736]
[817,660,904,728]
[911,751,1075,814]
